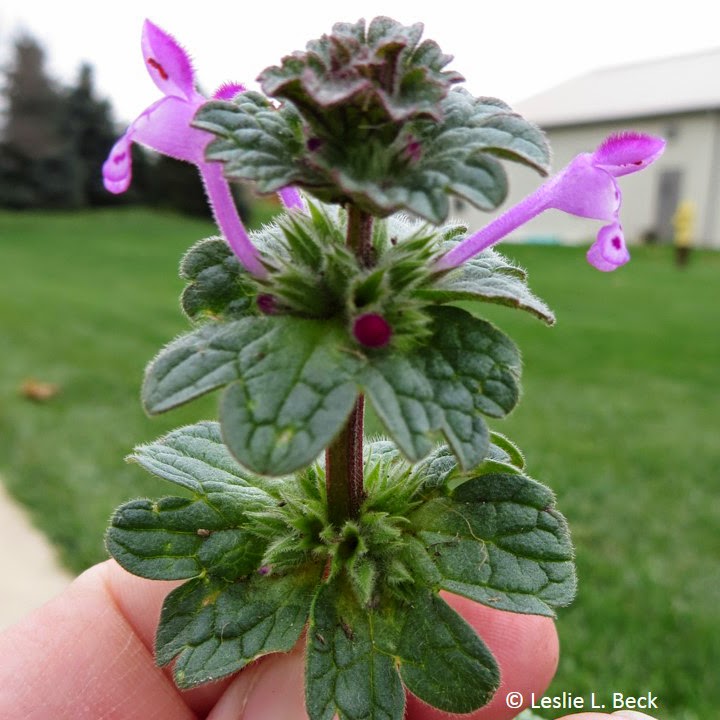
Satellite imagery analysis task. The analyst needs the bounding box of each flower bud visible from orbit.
[352,313,392,348]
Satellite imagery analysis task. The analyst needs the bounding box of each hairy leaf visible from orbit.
[306,578,405,720]
[179,237,255,321]
[156,566,320,688]
[412,471,576,615]
[107,497,264,581]
[395,587,499,712]
[421,246,555,324]
[129,422,278,497]
[362,306,521,469]
[259,17,461,125]
[107,423,275,580]
[143,317,363,475]
[195,92,307,194]
[142,320,250,414]
[219,319,362,475]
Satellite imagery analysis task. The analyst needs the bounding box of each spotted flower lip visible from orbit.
[434,132,665,272]
[103,21,304,276]
[587,222,630,272]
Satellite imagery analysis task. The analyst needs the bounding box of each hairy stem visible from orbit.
[326,396,365,525]
[346,204,375,268]
[325,206,374,525]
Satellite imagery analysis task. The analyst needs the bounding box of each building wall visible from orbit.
[456,112,720,249]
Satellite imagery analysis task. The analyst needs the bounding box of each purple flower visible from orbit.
[103,21,303,276]
[434,132,665,273]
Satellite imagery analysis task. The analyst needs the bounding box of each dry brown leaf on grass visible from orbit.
[20,379,60,402]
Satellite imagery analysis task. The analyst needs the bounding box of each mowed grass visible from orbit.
[1,209,718,719]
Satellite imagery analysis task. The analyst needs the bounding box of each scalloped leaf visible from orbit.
[196,92,308,194]
[259,17,461,125]
[361,306,521,470]
[179,237,256,321]
[217,319,362,475]
[411,431,525,491]
[107,498,265,581]
[156,565,320,688]
[200,66,546,224]
[144,315,363,475]
[143,309,520,476]
[306,577,405,720]
[107,423,275,580]
[420,246,555,324]
[411,471,576,616]
[395,586,499,712]
[128,422,279,496]
[142,320,248,414]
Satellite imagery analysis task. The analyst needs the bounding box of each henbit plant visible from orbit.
[102,18,664,720]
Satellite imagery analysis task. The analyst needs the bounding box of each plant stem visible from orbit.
[346,204,375,268]
[326,396,365,525]
[325,205,374,526]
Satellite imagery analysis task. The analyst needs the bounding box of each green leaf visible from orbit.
[195,92,307,194]
[411,472,576,616]
[106,498,265,581]
[129,422,278,497]
[395,586,499,713]
[157,565,320,688]
[107,423,275,580]
[219,319,362,475]
[142,320,250,414]
[179,237,255,321]
[489,431,526,471]
[144,309,519,475]
[420,246,555,324]
[201,49,545,225]
[362,306,521,469]
[306,578,405,720]
[370,88,550,223]
[429,91,549,174]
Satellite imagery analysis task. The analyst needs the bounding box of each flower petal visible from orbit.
[199,162,267,277]
[142,20,197,100]
[102,136,132,194]
[592,132,666,177]
[129,96,207,164]
[587,222,630,271]
[278,187,304,210]
[545,154,620,220]
[212,82,246,100]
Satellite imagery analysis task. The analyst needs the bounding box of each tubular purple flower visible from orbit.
[103,21,289,277]
[434,132,665,273]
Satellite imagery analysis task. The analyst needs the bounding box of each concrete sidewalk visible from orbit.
[0,477,73,630]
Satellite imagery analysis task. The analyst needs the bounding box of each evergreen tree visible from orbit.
[63,63,119,206]
[0,34,81,208]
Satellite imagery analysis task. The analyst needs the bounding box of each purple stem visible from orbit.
[200,163,267,277]
[434,186,550,271]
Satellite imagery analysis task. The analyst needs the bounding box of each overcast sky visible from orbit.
[3,0,720,124]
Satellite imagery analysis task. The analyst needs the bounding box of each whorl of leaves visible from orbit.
[259,16,463,131]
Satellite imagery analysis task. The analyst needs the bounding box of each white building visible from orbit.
[460,49,720,248]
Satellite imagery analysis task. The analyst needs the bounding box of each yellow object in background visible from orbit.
[673,200,696,248]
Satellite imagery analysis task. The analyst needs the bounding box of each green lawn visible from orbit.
[1,208,718,720]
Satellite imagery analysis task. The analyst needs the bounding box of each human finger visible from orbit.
[0,562,193,719]
[99,559,234,715]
